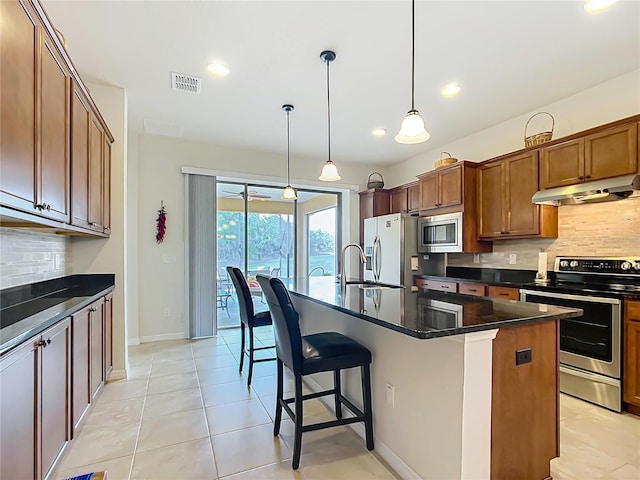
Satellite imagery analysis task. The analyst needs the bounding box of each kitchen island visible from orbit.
[287,277,581,480]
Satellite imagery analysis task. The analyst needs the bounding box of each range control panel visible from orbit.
[555,257,640,275]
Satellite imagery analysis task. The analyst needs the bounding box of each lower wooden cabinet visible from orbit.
[458,282,487,296]
[416,279,457,293]
[90,297,105,399]
[624,300,640,412]
[0,318,71,480]
[104,292,113,377]
[487,285,520,301]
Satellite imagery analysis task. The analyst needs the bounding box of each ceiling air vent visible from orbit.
[171,72,201,94]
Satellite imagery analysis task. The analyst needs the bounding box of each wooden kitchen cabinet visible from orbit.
[478,151,558,239]
[407,183,420,213]
[624,300,640,414]
[458,282,487,296]
[416,279,457,293]
[0,318,71,480]
[488,285,520,301]
[103,139,112,235]
[417,163,463,211]
[359,188,390,243]
[0,0,71,223]
[540,123,638,189]
[389,186,407,214]
[104,292,113,377]
[71,306,91,433]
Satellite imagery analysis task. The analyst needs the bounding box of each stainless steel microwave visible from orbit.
[417,212,463,253]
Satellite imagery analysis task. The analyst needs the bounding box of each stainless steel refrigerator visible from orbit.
[363,213,419,286]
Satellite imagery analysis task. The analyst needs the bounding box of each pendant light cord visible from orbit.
[411,0,415,111]
[286,109,291,184]
[326,59,331,163]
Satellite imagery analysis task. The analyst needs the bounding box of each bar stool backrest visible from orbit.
[256,275,303,374]
[226,266,256,325]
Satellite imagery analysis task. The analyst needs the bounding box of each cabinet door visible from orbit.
[539,138,584,189]
[40,318,71,478]
[39,32,70,222]
[407,184,420,212]
[0,0,38,212]
[103,139,112,235]
[0,337,38,480]
[88,116,104,232]
[506,152,540,236]
[104,293,113,377]
[389,188,407,214]
[90,298,105,399]
[624,300,640,407]
[439,165,463,208]
[478,162,505,238]
[72,306,90,432]
[71,84,91,229]
[458,283,487,296]
[585,123,638,182]
[419,174,439,210]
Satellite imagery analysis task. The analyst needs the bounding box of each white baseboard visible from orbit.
[302,376,420,479]
[138,332,186,343]
[107,369,127,381]
[127,338,140,346]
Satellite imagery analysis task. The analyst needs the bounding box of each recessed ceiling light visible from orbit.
[584,0,617,12]
[372,128,387,137]
[441,84,462,97]
[207,62,229,77]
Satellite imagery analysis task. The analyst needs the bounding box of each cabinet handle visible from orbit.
[46,204,51,211]
[46,338,51,345]
[90,307,97,312]
[89,221,97,226]
[34,203,45,211]
[35,339,46,348]
[105,298,111,303]
[498,293,510,296]
[104,227,111,231]
[585,175,591,179]
[578,176,584,180]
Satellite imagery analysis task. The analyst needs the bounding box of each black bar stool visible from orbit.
[226,267,276,386]
[256,274,374,470]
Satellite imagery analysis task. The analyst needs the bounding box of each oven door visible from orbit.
[520,290,621,378]
[418,212,463,253]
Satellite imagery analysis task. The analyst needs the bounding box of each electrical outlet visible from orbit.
[385,383,395,408]
[54,253,62,270]
[516,348,532,365]
[473,253,480,264]
[509,254,517,265]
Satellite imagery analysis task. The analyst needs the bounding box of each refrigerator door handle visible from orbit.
[373,235,381,283]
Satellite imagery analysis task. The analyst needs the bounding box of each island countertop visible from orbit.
[287,276,582,339]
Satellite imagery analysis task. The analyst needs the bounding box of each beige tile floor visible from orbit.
[53,327,640,480]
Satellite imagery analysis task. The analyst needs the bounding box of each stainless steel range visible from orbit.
[520,257,640,412]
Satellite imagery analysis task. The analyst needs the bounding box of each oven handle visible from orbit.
[520,289,620,305]
[559,365,620,387]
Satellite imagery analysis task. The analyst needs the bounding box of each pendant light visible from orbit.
[281,104,297,200]
[319,50,341,181]
[395,0,430,144]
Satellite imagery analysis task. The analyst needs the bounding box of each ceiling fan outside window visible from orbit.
[221,190,272,201]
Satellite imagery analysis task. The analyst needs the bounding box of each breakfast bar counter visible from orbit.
[286,276,581,480]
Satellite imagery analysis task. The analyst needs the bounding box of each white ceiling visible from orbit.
[44,1,640,166]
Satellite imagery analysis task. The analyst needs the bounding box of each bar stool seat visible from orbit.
[257,274,374,470]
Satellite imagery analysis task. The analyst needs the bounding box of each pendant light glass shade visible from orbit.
[319,50,341,181]
[395,110,431,144]
[281,104,297,200]
[396,0,430,145]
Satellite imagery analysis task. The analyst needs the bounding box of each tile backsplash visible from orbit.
[449,197,640,270]
[0,227,70,289]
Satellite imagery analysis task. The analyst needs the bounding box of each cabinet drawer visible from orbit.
[458,283,487,296]
[488,286,519,300]
[423,280,457,293]
[626,300,640,322]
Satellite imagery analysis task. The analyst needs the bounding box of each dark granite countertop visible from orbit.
[1,274,115,356]
[414,266,538,288]
[288,277,581,339]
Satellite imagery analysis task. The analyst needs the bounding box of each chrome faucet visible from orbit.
[339,243,367,287]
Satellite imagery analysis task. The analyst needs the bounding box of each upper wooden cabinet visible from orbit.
[407,183,420,212]
[417,163,464,212]
[540,123,638,189]
[359,188,390,243]
[624,300,640,412]
[389,187,407,214]
[1,0,70,223]
[1,0,112,236]
[478,152,558,239]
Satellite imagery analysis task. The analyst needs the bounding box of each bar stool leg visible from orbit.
[273,359,284,436]
[292,375,304,469]
[333,370,342,419]
[239,323,246,374]
[361,364,374,450]
[247,327,255,386]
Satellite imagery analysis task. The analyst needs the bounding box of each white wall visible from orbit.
[386,69,640,187]
[71,82,128,376]
[126,133,140,344]
[134,134,381,341]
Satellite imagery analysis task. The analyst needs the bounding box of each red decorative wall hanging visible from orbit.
[156,201,167,243]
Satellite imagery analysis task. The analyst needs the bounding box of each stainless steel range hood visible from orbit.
[532,174,640,206]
